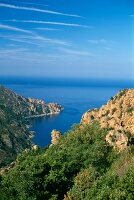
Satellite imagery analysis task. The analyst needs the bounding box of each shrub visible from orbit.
[127,107,134,113]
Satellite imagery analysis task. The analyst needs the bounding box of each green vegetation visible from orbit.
[127,107,134,113]
[112,108,117,114]
[106,110,110,116]
[117,89,128,99]
[0,87,133,199]
[0,85,63,167]
[0,103,31,167]
[90,115,94,120]
[0,123,133,200]
[110,96,114,101]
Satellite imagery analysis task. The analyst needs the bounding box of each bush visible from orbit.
[127,107,134,113]
[0,123,133,200]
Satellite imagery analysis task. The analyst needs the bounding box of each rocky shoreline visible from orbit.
[25,109,64,119]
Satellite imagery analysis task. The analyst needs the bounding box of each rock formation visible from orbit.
[51,129,62,145]
[32,145,40,150]
[81,89,134,150]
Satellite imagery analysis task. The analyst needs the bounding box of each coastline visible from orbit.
[25,110,63,119]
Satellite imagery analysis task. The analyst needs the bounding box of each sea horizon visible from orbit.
[0,75,134,88]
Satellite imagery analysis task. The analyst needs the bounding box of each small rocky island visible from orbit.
[0,85,63,167]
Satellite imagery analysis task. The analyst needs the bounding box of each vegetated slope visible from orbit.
[0,85,63,117]
[0,89,134,200]
[0,85,63,167]
[0,104,31,167]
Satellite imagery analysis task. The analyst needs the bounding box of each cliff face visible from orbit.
[81,89,134,150]
[0,85,63,167]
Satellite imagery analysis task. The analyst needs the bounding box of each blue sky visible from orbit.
[0,0,133,79]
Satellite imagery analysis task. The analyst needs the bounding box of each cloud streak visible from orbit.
[129,15,134,17]
[0,24,32,34]
[88,39,116,48]
[88,39,109,44]
[17,1,48,7]
[0,47,57,63]
[59,47,93,56]
[0,48,28,54]
[0,3,81,18]
[35,27,61,31]
[0,33,70,46]
[7,19,89,28]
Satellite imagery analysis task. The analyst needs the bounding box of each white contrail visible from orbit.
[35,28,60,31]
[8,19,89,28]
[0,3,82,18]
[0,24,32,34]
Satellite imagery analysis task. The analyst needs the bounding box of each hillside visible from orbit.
[81,89,134,150]
[0,85,63,167]
[0,89,134,200]
[0,85,63,117]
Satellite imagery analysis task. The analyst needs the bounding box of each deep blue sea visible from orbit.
[1,77,134,147]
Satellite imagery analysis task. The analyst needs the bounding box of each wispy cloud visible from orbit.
[0,24,32,34]
[88,39,116,50]
[59,47,93,56]
[17,1,48,7]
[35,27,61,31]
[29,35,70,46]
[87,40,98,44]
[88,39,109,44]
[0,33,70,46]
[0,47,28,54]
[103,47,111,50]
[0,46,93,64]
[0,47,57,63]
[9,38,41,46]
[6,19,89,28]
[129,15,134,17]
[0,3,82,18]
[3,0,48,7]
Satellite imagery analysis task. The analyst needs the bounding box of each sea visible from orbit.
[1,77,134,147]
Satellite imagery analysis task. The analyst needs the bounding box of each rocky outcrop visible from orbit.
[81,89,134,150]
[51,130,62,145]
[105,130,128,151]
[26,99,63,118]
[0,161,16,175]
[32,145,40,150]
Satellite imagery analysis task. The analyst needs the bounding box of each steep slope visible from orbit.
[0,89,134,200]
[0,85,63,167]
[81,89,134,150]
[0,104,31,167]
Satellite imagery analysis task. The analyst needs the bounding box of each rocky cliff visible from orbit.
[81,89,134,150]
[0,85,63,118]
[0,85,63,167]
